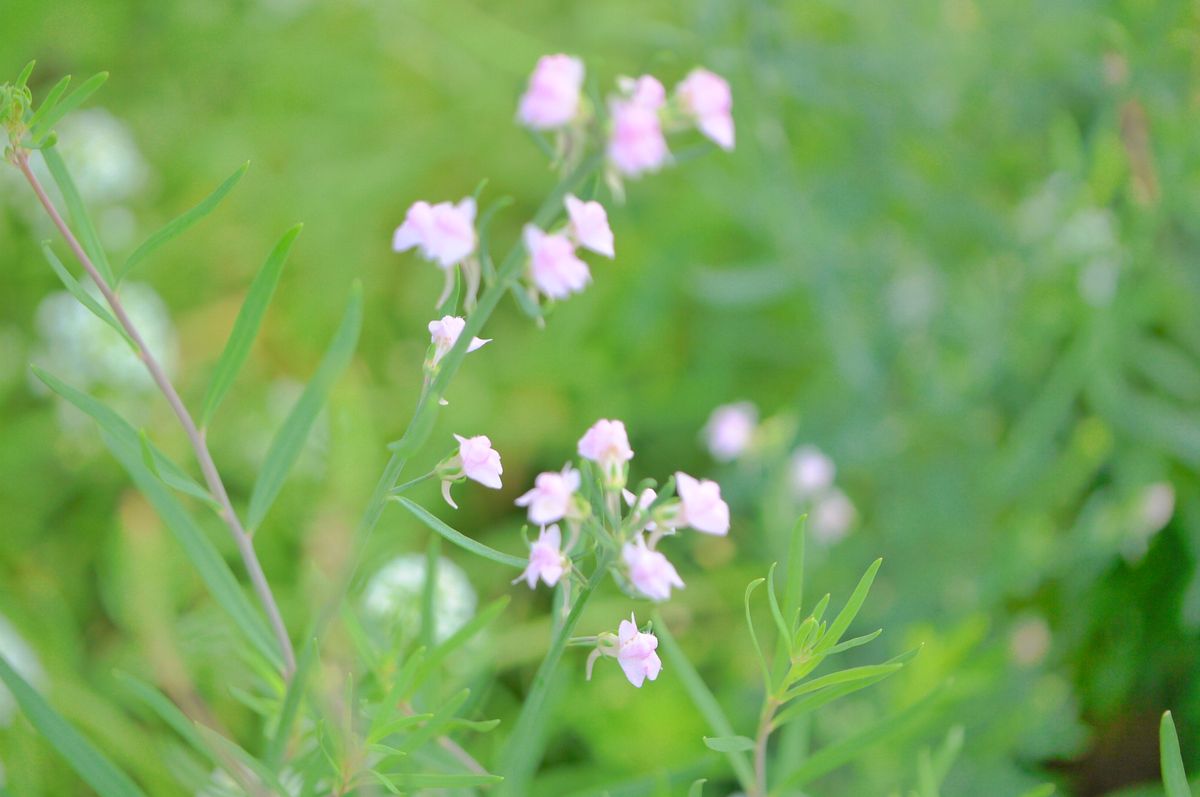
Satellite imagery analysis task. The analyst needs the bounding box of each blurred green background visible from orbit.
[2,0,1200,794]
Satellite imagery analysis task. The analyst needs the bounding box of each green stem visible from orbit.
[496,559,608,796]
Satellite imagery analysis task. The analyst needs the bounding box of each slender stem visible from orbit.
[15,150,297,680]
[389,471,437,494]
[752,696,780,797]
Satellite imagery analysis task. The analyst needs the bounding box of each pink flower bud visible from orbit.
[703,402,757,461]
[607,76,670,177]
[453,434,503,489]
[622,536,684,602]
[518,54,585,130]
[427,315,490,368]
[616,613,662,687]
[393,198,477,268]
[578,419,634,467]
[791,445,836,498]
[518,524,568,589]
[674,472,730,535]
[515,466,581,525]
[564,194,615,258]
[675,68,735,151]
[523,224,591,300]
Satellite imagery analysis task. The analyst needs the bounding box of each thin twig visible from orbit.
[15,150,297,680]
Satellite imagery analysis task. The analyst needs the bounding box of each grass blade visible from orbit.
[392,497,526,568]
[816,558,882,654]
[41,144,115,284]
[1161,711,1192,797]
[25,75,71,138]
[199,224,300,427]
[0,654,146,797]
[265,637,318,768]
[30,71,108,143]
[120,162,250,283]
[246,281,361,531]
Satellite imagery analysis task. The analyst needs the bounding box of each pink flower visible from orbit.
[622,536,684,601]
[393,198,477,268]
[674,472,730,535]
[622,487,663,532]
[518,525,568,589]
[454,434,503,489]
[518,54,585,130]
[578,419,634,467]
[565,194,614,258]
[617,613,662,687]
[524,224,591,300]
[608,76,670,177]
[675,68,735,151]
[427,316,490,367]
[791,445,835,498]
[703,402,757,461]
[811,488,855,544]
[515,466,581,525]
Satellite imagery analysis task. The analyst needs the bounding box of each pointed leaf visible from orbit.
[688,779,707,797]
[766,562,791,653]
[265,637,318,768]
[816,558,882,654]
[782,663,903,702]
[247,281,361,530]
[120,162,250,283]
[25,75,71,139]
[702,736,755,753]
[0,654,146,797]
[41,144,115,284]
[30,71,108,143]
[40,241,132,347]
[1161,711,1192,797]
[392,496,525,568]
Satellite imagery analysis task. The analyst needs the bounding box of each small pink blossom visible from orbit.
[578,419,634,466]
[703,402,757,461]
[675,68,735,151]
[811,488,855,544]
[518,54,585,130]
[524,224,591,300]
[622,536,684,602]
[623,487,663,532]
[674,471,730,535]
[791,445,836,498]
[427,316,490,367]
[518,524,568,589]
[515,466,581,525]
[617,613,662,687]
[454,434,503,489]
[393,198,477,268]
[565,194,614,258]
[608,76,670,177]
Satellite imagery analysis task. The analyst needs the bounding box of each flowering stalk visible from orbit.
[9,149,298,680]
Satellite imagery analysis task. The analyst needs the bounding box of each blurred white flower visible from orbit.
[1123,482,1175,563]
[0,614,44,728]
[362,554,477,645]
[1009,615,1051,668]
[790,445,836,498]
[703,402,757,461]
[810,488,855,544]
[48,108,149,205]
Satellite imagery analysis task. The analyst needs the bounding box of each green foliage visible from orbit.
[1160,711,1193,797]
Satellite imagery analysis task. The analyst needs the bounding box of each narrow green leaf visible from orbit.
[41,144,115,284]
[743,577,771,690]
[194,724,291,795]
[702,736,755,753]
[0,654,146,797]
[367,713,433,745]
[25,75,71,137]
[652,612,755,792]
[422,536,440,649]
[29,367,283,668]
[41,241,132,348]
[445,716,501,733]
[1161,711,1192,797]
[1017,786,1056,797]
[265,637,318,768]
[773,649,915,729]
[247,281,361,530]
[688,779,707,797]
[372,771,502,790]
[411,596,509,690]
[114,672,211,761]
[766,563,791,654]
[30,71,108,142]
[392,497,526,568]
[816,558,882,654]
[200,224,301,428]
[782,663,903,702]
[120,162,250,283]
[393,688,471,755]
[821,628,883,656]
[16,60,36,89]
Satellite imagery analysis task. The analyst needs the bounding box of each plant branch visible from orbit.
[15,150,297,680]
[752,696,780,797]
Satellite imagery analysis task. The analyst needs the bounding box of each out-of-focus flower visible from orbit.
[616,613,662,687]
[1136,482,1175,536]
[454,434,503,489]
[0,614,43,728]
[1009,615,1051,668]
[623,486,660,530]
[674,472,730,535]
[427,315,490,368]
[517,54,585,130]
[675,68,735,151]
[518,525,569,589]
[516,466,581,525]
[393,198,477,268]
[608,76,670,177]
[810,488,855,544]
[362,555,478,646]
[524,224,591,300]
[791,445,836,497]
[703,402,757,461]
[49,108,149,205]
[622,536,684,601]
[564,194,614,258]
